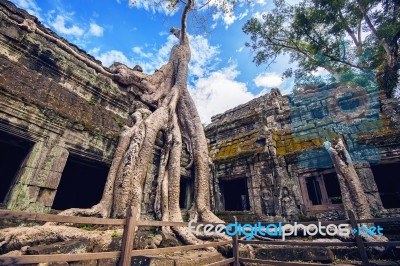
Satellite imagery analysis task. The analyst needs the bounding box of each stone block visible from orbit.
[26,239,88,255]
[17,166,37,185]
[36,188,56,207]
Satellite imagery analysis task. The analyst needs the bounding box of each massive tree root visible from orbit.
[0,225,120,255]
[50,0,222,245]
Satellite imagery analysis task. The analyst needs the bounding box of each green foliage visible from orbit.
[133,65,143,72]
[79,224,94,231]
[88,97,97,105]
[243,0,400,96]
[113,116,125,127]
[111,231,121,238]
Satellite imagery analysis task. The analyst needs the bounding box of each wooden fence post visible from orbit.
[348,210,369,266]
[232,216,239,266]
[119,206,138,266]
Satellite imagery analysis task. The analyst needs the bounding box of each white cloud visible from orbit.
[238,9,249,20]
[253,11,266,21]
[256,0,267,5]
[254,72,284,88]
[189,35,220,78]
[12,0,42,20]
[214,10,237,28]
[311,67,330,76]
[210,1,237,29]
[93,50,132,67]
[128,0,178,16]
[89,22,104,37]
[236,46,244,52]
[190,64,255,124]
[132,46,153,58]
[50,15,84,36]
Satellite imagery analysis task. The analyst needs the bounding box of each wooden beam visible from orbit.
[232,216,239,266]
[119,206,138,266]
[0,252,120,265]
[348,210,369,266]
[0,210,125,225]
[130,240,233,256]
[239,258,331,266]
[206,258,235,266]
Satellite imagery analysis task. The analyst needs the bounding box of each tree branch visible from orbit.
[338,9,360,48]
[356,0,391,56]
[180,0,194,45]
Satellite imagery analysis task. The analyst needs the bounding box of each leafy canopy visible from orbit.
[243,0,400,96]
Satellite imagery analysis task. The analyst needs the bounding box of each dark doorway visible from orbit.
[179,177,193,209]
[180,178,187,209]
[0,131,33,204]
[52,155,109,210]
[323,172,342,204]
[306,176,322,205]
[220,178,250,211]
[371,163,400,209]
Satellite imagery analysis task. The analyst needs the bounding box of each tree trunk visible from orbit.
[324,138,371,220]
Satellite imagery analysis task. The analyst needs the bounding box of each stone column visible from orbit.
[6,135,68,212]
[248,164,263,215]
[355,163,384,215]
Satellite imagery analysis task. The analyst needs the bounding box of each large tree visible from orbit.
[243,0,400,98]
[52,0,241,245]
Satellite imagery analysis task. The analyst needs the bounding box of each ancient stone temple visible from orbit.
[1,0,400,222]
[206,85,400,221]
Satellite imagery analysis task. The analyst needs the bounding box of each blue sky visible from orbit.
[10,0,298,124]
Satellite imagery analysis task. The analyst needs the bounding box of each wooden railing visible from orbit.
[0,207,233,266]
[0,209,399,266]
[237,211,400,266]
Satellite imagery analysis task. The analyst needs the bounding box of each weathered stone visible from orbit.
[26,239,88,255]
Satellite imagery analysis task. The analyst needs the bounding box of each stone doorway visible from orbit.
[220,178,250,211]
[179,176,193,209]
[52,155,109,210]
[323,172,342,204]
[371,163,400,209]
[0,131,33,204]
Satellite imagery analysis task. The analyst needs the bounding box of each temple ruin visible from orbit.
[1,0,400,223]
[206,86,400,220]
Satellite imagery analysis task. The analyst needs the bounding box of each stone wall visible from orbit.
[0,1,135,212]
[206,81,400,220]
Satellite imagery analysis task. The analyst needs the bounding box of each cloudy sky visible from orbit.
[10,0,297,124]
